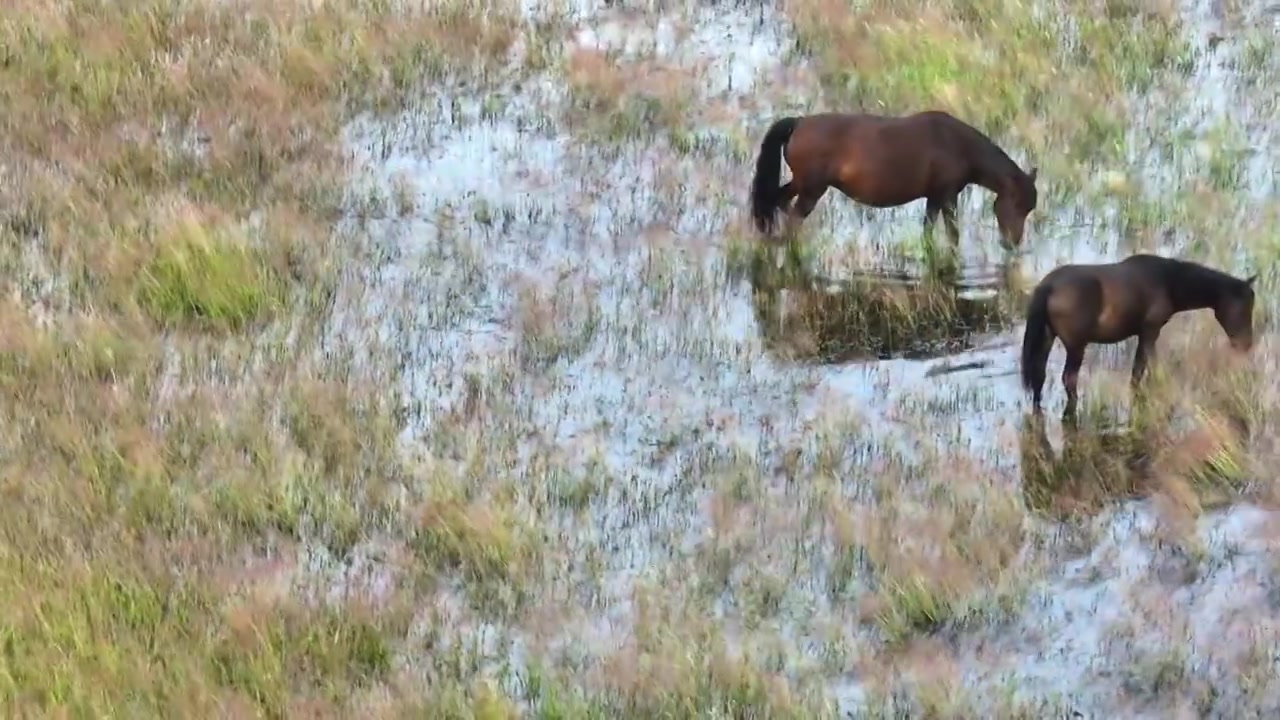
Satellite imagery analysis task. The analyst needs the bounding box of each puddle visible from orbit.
[951,501,1280,718]
[325,0,1280,714]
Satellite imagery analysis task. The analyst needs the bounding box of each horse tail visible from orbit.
[750,116,800,235]
[1020,281,1054,393]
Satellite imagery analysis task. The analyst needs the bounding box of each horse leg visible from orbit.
[1130,328,1160,388]
[1129,328,1161,416]
[777,182,797,215]
[1061,344,1085,421]
[783,186,827,241]
[923,198,942,242]
[942,201,960,247]
[771,186,825,279]
[764,181,799,252]
[923,195,961,243]
[754,181,800,249]
[1030,331,1056,414]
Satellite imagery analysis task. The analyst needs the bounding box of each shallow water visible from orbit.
[329,0,1280,714]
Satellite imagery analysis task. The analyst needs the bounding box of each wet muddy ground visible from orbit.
[329,0,1280,715]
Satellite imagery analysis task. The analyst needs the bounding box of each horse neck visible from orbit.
[972,147,1022,197]
[1165,262,1233,312]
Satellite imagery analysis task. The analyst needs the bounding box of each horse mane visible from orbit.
[1160,256,1251,308]
[935,113,1028,188]
[979,134,1023,180]
[1165,256,1245,288]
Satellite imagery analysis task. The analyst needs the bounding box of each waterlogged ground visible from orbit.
[331,0,1280,715]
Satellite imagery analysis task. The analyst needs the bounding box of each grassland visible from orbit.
[3,0,1280,716]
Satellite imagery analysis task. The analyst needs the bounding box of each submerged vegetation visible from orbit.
[2,0,1280,716]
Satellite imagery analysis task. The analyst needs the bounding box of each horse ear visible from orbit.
[1247,273,1259,286]
[1029,166,1038,183]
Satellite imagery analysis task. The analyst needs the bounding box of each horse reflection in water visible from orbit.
[1018,408,1252,519]
[743,246,1020,365]
[1018,413,1154,518]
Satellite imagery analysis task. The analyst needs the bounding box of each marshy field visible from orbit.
[5,0,1280,717]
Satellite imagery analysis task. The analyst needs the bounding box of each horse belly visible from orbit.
[1092,326,1139,344]
[831,143,929,207]
[832,173,925,207]
[1092,307,1142,344]
[1093,283,1147,343]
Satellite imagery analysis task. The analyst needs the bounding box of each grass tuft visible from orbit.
[136,214,285,332]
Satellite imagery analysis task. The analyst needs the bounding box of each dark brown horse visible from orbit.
[1020,254,1258,418]
[748,110,1039,250]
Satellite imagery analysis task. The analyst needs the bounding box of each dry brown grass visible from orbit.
[840,451,1028,645]
[757,282,1009,363]
[563,43,700,142]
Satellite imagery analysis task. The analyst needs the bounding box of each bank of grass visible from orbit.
[741,239,1014,362]
[753,274,1013,363]
[784,0,1193,193]
[0,0,535,714]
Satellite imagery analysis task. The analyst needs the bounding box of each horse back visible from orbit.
[786,111,987,204]
[784,113,928,181]
[1112,256,1177,305]
[1046,262,1164,341]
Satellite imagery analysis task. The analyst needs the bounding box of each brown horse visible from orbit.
[1020,254,1258,418]
[748,110,1039,250]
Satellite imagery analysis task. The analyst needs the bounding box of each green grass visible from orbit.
[136,216,286,332]
[0,558,406,716]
